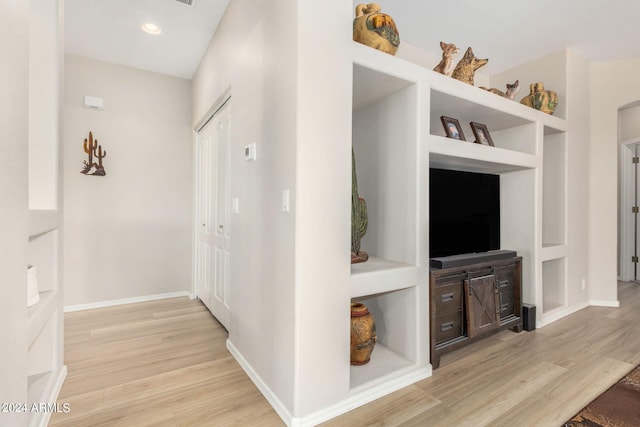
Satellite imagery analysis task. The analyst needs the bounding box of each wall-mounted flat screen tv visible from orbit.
[429,168,500,258]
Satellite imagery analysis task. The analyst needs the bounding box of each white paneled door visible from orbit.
[196,98,231,329]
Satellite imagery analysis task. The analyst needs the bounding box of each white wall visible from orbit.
[63,55,193,307]
[0,0,30,418]
[294,0,353,418]
[29,0,60,209]
[491,50,568,120]
[565,51,591,306]
[191,0,298,417]
[590,58,640,303]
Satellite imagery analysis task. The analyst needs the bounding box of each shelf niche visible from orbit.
[542,132,567,246]
[429,88,537,156]
[542,257,567,313]
[352,64,418,269]
[350,286,417,390]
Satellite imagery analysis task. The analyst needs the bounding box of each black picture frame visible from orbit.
[440,116,466,141]
[470,121,494,146]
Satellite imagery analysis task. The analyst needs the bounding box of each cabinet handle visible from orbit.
[440,321,454,332]
[440,293,454,302]
[498,280,509,288]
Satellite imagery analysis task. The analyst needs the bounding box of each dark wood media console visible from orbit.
[429,255,523,369]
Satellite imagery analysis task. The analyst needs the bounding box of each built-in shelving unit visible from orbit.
[312,40,573,424]
[347,40,570,401]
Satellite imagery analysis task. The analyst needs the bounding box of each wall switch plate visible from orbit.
[232,197,239,213]
[244,142,256,161]
[282,189,290,212]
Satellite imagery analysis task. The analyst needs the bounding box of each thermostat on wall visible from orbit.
[244,142,257,161]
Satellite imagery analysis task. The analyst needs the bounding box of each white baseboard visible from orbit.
[64,291,195,313]
[227,339,432,427]
[226,339,294,426]
[292,365,432,427]
[589,299,620,308]
[33,365,67,427]
[538,302,590,328]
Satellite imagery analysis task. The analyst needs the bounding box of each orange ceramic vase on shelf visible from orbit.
[350,302,377,365]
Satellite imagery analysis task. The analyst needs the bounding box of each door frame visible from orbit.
[619,137,640,281]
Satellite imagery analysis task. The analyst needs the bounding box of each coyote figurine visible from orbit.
[481,80,520,100]
[451,47,488,85]
[433,41,459,77]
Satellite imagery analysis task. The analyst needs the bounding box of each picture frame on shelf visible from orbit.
[470,121,494,146]
[440,116,465,141]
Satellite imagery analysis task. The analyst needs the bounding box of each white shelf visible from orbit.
[350,257,417,298]
[428,72,567,134]
[429,135,539,174]
[541,244,567,261]
[350,343,414,390]
[28,209,60,237]
[27,290,58,345]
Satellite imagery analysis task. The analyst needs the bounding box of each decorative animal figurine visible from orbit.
[433,41,459,77]
[353,3,400,56]
[351,149,369,264]
[451,47,488,85]
[481,80,520,100]
[520,82,558,115]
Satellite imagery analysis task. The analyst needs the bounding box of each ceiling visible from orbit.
[65,0,640,79]
[64,0,230,79]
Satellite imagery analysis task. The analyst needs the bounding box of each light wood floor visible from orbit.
[51,282,640,426]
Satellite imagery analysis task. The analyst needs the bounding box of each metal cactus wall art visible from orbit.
[351,148,369,264]
[81,131,107,176]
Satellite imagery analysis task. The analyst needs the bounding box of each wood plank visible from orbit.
[51,283,640,426]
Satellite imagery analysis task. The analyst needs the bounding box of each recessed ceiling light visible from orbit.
[141,23,162,35]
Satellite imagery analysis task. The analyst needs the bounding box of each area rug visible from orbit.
[563,365,640,427]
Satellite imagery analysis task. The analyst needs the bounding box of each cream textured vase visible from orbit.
[27,265,40,307]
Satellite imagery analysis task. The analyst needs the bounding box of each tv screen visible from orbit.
[429,168,500,258]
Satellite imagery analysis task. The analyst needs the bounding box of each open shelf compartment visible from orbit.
[542,258,567,313]
[352,64,419,274]
[429,87,538,155]
[542,132,567,247]
[350,286,418,390]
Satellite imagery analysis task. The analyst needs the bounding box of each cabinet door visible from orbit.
[465,275,499,338]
